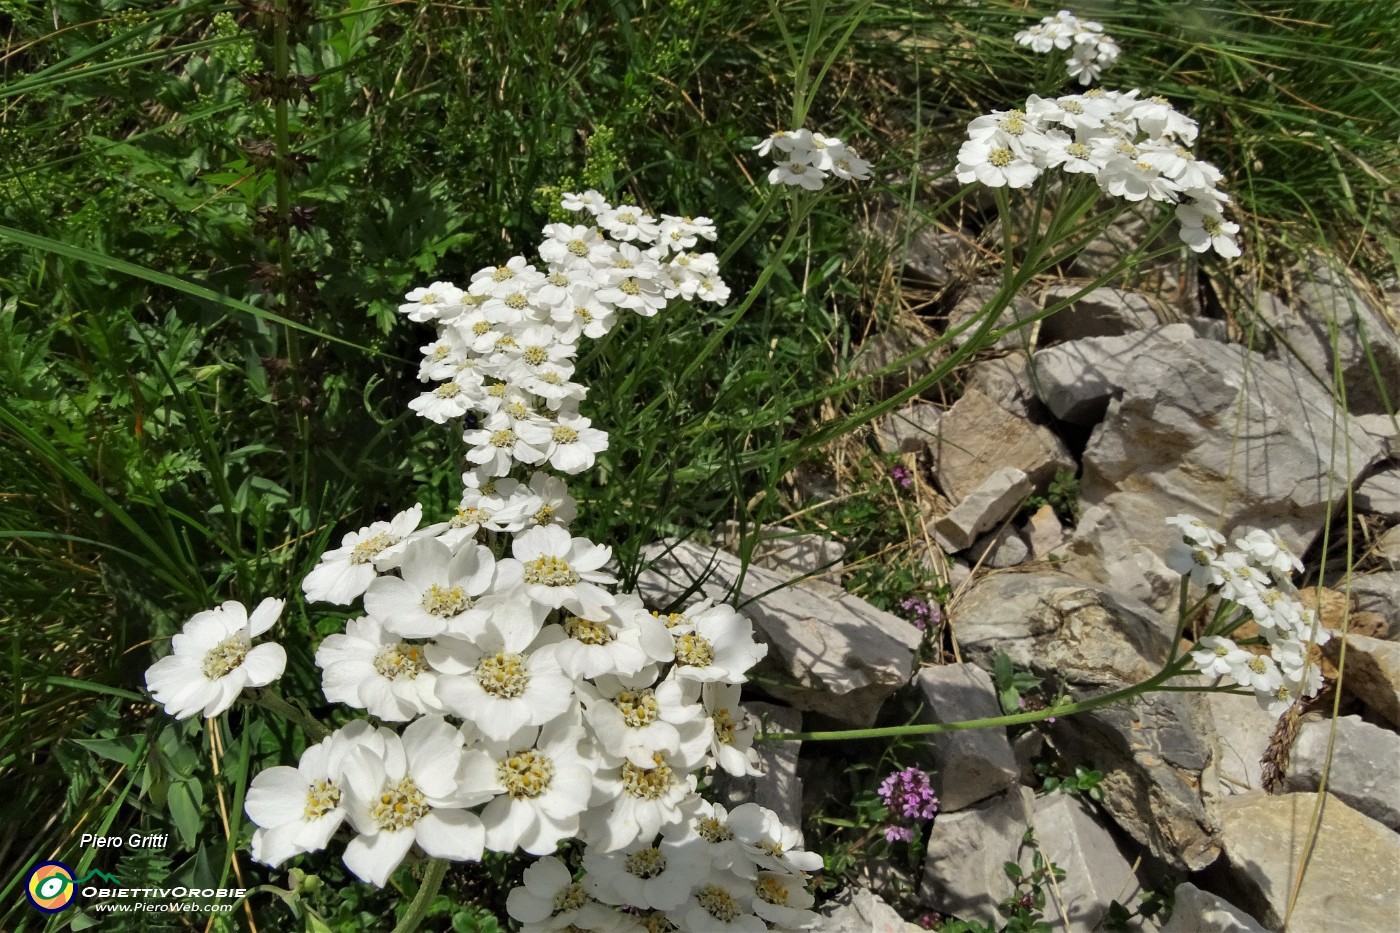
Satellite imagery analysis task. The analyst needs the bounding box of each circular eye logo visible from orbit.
[25,861,76,913]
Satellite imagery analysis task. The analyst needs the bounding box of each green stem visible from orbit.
[391,859,448,933]
[250,689,329,740]
[762,659,1193,743]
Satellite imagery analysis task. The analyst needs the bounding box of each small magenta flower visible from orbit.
[899,596,941,631]
[883,825,914,843]
[878,766,940,822]
[891,464,913,489]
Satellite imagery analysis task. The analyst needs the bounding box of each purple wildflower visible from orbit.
[877,766,940,822]
[891,464,913,489]
[899,596,942,631]
[883,825,914,843]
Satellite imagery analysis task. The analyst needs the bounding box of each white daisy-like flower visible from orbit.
[245,720,379,867]
[468,256,544,300]
[145,598,287,720]
[315,616,441,721]
[581,750,701,852]
[1189,635,1250,680]
[728,802,822,877]
[1234,528,1304,579]
[749,870,818,928]
[407,374,479,423]
[498,524,617,618]
[458,713,598,855]
[340,717,490,886]
[399,281,465,322]
[517,471,579,530]
[1176,201,1241,258]
[363,538,496,639]
[1228,652,1283,695]
[550,593,674,681]
[670,872,767,933]
[955,138,1039,189]
[1166,514,1226,549]
[506,856,615,929]
[668,602,768,685]
[302,504,429,605]
[561,189,610,215]
[768,158,826,191]
[702,682,763,777]
[662,800,751,875]
[431,624,574,741]
[599,205,661,243]
[582,837,708,911]
[542,413,609,474]
[581,674,710,769]
[463,411,552,476]
[1211,551,1269,603]
[539,223,613,268]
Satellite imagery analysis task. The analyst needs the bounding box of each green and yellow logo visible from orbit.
[24,863,119,914]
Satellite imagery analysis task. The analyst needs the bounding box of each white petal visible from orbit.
[414,809,484,861]
[245,767,310,826]
[241,643,287,687]
[343,829,415,887]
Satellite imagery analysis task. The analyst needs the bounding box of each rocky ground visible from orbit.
[640,213,1400,932]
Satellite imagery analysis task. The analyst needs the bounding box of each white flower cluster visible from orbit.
[1014,9,1121,85]
[200,191,824,929]
[1165,515,1330,716]
[146,598,288,720]
[754,128,872,190]
[954,89,1242,258]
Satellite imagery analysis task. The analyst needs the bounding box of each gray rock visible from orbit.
[712,702,805,839]
[1353,412,1399,458]
[1059,504,1182,611]
[1031,323,1200,426]
[1283,714,1400,829]
[968,526,1030,568]
[715,521,845,587]
[815,886,925,933]
[875,401,943,455]
[1038,285,1163,344]
[913,664,1019,811]
[1207,690,1277,797]
[1357,467,1400,520]
[638,540,920,727]
[953,573,1221,870]
[1216,792,1400,931]
[1080,338,1384,567]
[1348,572,1400,639]
[1159,883,1267,933]
[1024,503,1065,560]
[934,467,1032,553]
[852,328,940,397]
[1031,793,1144,930]
[932,388,1076,503]
[1322,633,1400,728]
[1377,524,1400,571]
[921,786,1035,926]
[948,280,1039,351]
[1253,259,1400,415]
[920,785,1143,929]
[964,352,1044,421]
[902,229,974,287]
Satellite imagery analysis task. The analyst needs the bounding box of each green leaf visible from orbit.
[167,780,202,848]
[1003,860,1023,881]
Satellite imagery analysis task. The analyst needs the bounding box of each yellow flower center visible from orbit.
[697,815,733,843]
[433,382,461,399]
[374,643,428,679]
[553,881,587,913]
[497,748,554,798]
[350,531,400,565]
[532,504,555,525]
[490,429,516,448]
[523,555,580,587]
[492,265,515,282]
[524,346,548,366]
[564,614,614,645]
[421,584,471,617]
[696,884,740,922]
[713,707,738,744]
[553,426,579,444]
[451,506,488,528]
[625,847,667,879]
[369,777,429,831]
[568,239,590,257]
[622,757,674,800]
[476,651,530,698]
[614,688,660,727]
[755,876,789,906]
[303,778,341,820]
[201,635,249,679]
[988,147,1013,168]
[620,278,642,296]
[675,632,715,668]
[504,292,528,310]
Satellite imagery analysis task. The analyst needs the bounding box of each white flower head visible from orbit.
[364,538,496,639]
[669,601,768,684]
[315,616,441,721]
[431,625,575,742]
[499,524,618,618]
[145,598,287,720]
[302,504,430,605]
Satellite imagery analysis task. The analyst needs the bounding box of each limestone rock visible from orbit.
[712,702,805,839]
[1377,524,1400,571]
[932,388,1076,502]
[920,786,1035,926]
[1159,883,1267,933]
[1353,413,1399,458]
[933,467,1032,553]
[968,526,1030,568]
[1325,632,1400,727]
[1348,572,1400,639]
[1207,691,1277,797]
[1216,792,1400,931]
[1356,467,1400,520]
[1079,338,1384,569]
[964,352,1045,422]
[638,540,919,726]
[920,786,1143,929]
[715,522,845,587]
[1254,259,1400,415]
[1030,323,1199,426]
[1037,285,1162,344]
[913,664,1018,811]
[852,328,940,397]
[1283,714,1400,829]
[815,887,924,933]
[946,280,1039,351]
[953,573,1220,870]
[1059,504,1182,611]
[1024,503,1065,560]
[875,401,943,455]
